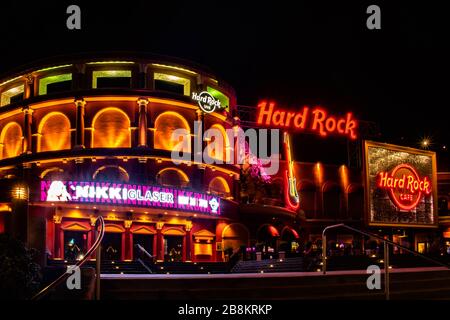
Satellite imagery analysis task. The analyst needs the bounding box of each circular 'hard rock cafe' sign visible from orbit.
[191,91,222,113]
[377,164,432,211]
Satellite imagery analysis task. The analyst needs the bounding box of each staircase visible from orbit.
[152,261,229,274]
[101,267,450,300]
[47,259,150,274]
[231,257,306,273]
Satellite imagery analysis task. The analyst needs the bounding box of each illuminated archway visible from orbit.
[40,167,65,180]
[38,112,71,152]
[154,111,190,152]
[208,176,230,197]
[206,124,230,163]
[92,108,131,148]
[93,165,130,183]
[156,167,189,188]
[222,223,250,253]
[0,122,23,159]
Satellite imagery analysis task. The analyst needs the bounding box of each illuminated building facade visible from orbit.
[0,54,448,268]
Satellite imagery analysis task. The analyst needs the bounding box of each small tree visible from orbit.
[0,234,41,299]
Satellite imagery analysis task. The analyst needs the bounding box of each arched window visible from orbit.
[298,180,316,219]
[208,176,230,197]
[156,168,189,188]
[92,108,131,148]
[322,182,342,219]
[38,112,71,152]
[154,112,190,152]
[0,122,22,159]
[93,165,129,183]
[206,124,230,163]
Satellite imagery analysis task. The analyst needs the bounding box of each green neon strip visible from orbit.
[92,70,132,88]
[39,74,72,95]
[207,86,229,112]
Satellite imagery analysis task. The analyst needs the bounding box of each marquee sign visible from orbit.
[40,180,221,215]
[192,91,223,114]
[256,101,358,140]
[364,141,437,228]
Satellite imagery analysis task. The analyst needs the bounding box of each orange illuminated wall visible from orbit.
[154,111,190,152]
[92,108,131,148]
[39,113,71,152]
[206,124,230,163]
[0,122,23,159]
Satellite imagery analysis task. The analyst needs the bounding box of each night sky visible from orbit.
[0,1,448,164]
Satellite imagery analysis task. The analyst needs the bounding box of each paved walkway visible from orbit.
[101,266,449,279]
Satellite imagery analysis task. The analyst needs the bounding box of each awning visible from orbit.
[267,225,280,237]
[283,227,299,239]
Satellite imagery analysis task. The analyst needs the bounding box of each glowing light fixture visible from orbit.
[12,184,28,200]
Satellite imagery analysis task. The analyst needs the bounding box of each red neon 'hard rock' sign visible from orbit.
[377,164,432,211]
[256,101,358,139]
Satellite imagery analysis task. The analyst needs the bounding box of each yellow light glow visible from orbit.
[38,112,71,152]
[0,122,23,159]
[1,85,24,107]
[154,111,191,152]
[208,176,230,197]
[339,165,349,192]
[314,162,324,187]
[206,124,230,163]
[152,63,197,75]
[156,167,189,188]
[92,108,131,148]
[12,184,28,200]
[34,64,73,73]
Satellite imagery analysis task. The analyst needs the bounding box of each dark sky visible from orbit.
[0,1,448,155]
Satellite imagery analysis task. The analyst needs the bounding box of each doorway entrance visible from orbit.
[164,236,183,262]
[133,234,154,258]
[64,230,88,261]
[102,233,122,260]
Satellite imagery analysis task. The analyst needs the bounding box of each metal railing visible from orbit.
[32,216,105,300]
[135,244,154,273]
[322,223,450,300]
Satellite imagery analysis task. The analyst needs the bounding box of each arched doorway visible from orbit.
[257,224,280,257]
[61,222,90,262]
[163,228,186,262]
[132,226,155,259]
[281,227,300,255]
[222,223,250,260]
[102,224,124,261]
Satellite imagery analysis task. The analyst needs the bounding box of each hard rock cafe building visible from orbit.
[0,53,448,267]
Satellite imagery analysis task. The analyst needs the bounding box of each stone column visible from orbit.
[124,220,133,260]
[137,98,149,147]
[156,222,164,262]
[53,215,63,259]
[22,107,33,154]
[185,221,193,262]
[74,99,86,149]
